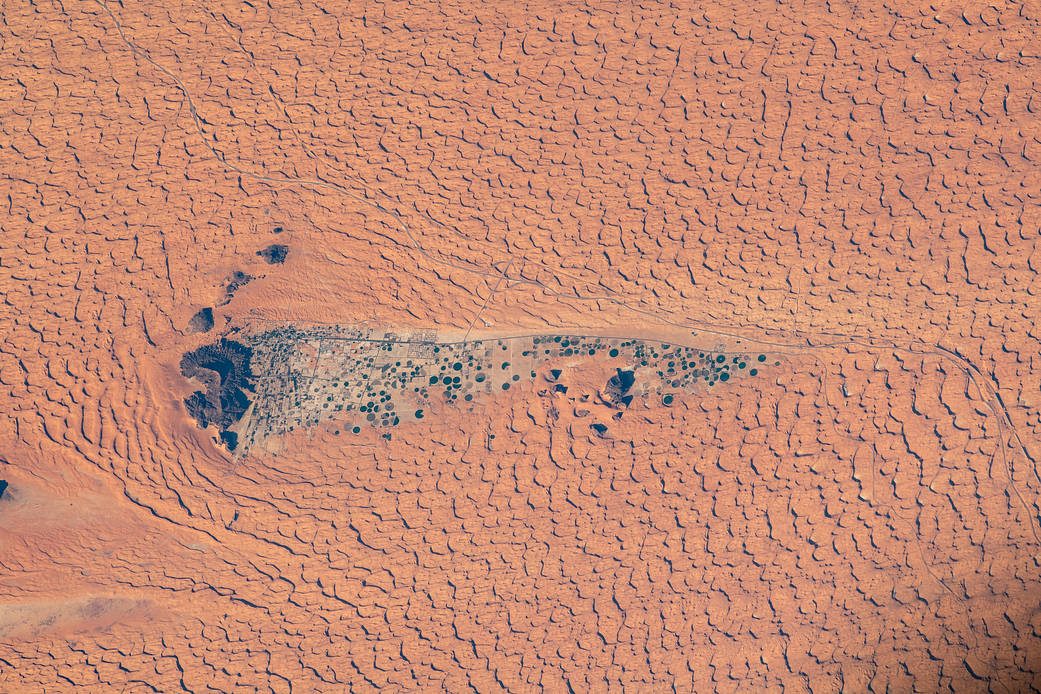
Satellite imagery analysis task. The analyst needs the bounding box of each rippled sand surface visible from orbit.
[2,0,1041,691]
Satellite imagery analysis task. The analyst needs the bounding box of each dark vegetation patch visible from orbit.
[180,339,255,447]
[187,307,214,334]
[257,244,289,264]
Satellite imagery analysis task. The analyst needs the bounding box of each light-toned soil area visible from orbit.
[2,0,1041,691]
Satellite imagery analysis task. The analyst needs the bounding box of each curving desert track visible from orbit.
[2,0,1041,691]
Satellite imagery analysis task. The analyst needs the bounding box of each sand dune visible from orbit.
[2,0,1041,690]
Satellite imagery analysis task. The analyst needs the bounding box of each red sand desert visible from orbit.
[2,0,1041,691]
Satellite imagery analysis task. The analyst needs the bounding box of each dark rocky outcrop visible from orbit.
[218,271,252,306]
[226,271,251,295]
[180,339,254,446]
[220,431,239,451]
[257,244,288,264]
[603,368,636,408]
[187,307,214,334]
[184,391,212,427]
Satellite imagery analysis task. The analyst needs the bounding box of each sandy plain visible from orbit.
[2,0,1041,691]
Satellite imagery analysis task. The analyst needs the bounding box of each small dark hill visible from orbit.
[257,244,288,264]
[604,368,636,408]
[187,307,214,334]
[227,271,251,295]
